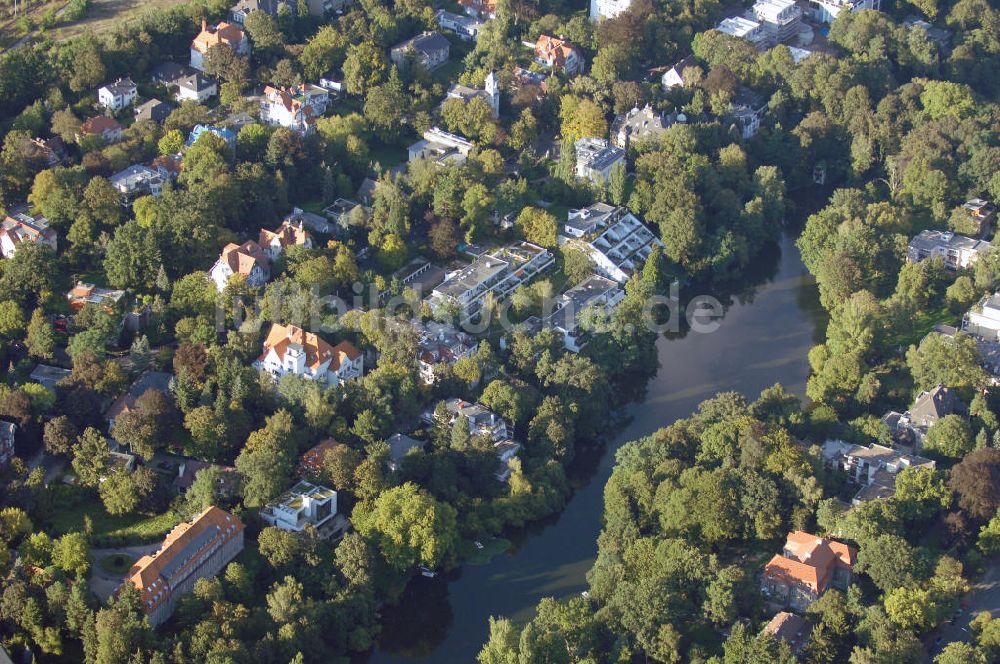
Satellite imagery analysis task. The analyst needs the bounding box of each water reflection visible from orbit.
[366,232,825,663]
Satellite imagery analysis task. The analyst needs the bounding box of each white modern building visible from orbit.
[428,242,555,322]
[808,0,880,24]
[98,78,138,112]
[408,127,475,166]
[574,137,626,183]
[963,293,1000,341]
[750,0,802,46]
[560,203,663,283]
[907,230,992,269]
[109,165,165,199]
[254,323,363,386]
[590,0,633,20]
[435,9,486,41]
[260,481,346,540]
[822,440,935,504]
[260,84,330,134]
[716,16,766,47]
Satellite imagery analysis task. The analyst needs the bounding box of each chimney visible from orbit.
[202,18,207,32]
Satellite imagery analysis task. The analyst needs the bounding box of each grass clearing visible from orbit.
[45,489,181,545]
[51,0,189,41]
[99,552,135,574]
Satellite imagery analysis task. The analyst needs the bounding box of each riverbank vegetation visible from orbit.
[478,0,1000,661]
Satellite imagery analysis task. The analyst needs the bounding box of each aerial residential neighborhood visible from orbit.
[0,0,997,662]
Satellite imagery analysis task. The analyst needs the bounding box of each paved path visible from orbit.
[927,554,1000,658]
[88,542,160,601]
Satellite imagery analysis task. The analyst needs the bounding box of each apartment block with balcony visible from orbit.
[428,242,555,322]
[907,229,992,269]
[559,204,663,283]
[821,440,935,504]
[750,0,802,46]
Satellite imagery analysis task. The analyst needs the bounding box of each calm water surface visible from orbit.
[368,232,825,663]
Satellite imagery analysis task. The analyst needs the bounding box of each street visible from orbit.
[926,554,1000,659]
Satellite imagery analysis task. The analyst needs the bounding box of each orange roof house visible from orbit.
[254,323,364,386]
[125,506,244,626]
[77,116,123,143]
[761,531,856,611]
[458,0,496,16]
[300,438,339,477]
[534,35,585,75]
[209,240,270,291]
[190,19,249,71]
[259,219,313,260]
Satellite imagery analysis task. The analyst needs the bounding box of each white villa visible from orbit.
[260,84,330,134]
[209,241,270,291]
[98,78,138,112]
[560,203,663,283]
[254,323,363,387]
[258,219,313,261]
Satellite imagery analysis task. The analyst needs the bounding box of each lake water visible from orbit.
[368,232,826,663]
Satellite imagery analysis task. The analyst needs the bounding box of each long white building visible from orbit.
[428,242,555,322]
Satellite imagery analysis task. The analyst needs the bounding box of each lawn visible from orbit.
[884,305,957,349]
[45,490,181,545]
[99,552,135,574]
[50,0,190,41]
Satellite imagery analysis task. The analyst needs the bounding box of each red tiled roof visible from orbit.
[80,116,122,135]
[258,323,361,371]
[126,506,243,615]
[763,531,855,594]
[220,240,268,278]
[300,439,338,475]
